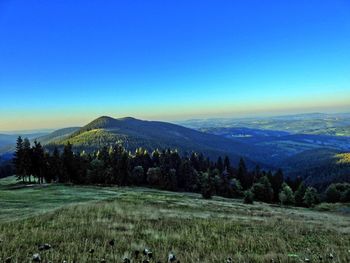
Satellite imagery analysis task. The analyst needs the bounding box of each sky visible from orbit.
[0,0,350,130]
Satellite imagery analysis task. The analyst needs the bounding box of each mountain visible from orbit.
[36,127,80,145]
[43,116,268,167]
[282,148,350,189]
[0,132,50,154]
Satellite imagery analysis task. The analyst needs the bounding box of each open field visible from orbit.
[0,177,350,262]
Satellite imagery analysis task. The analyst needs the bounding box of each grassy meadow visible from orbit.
[0,176,350,262]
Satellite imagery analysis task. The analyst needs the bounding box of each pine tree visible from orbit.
[31,140,45,183]
[13,136,24,182]
[61,142,74,183]
[216,156,224,173]
[22,138,32,183]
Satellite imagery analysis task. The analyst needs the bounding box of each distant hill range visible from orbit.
[41,116,266,167]
[179,112,350,136]
[1,114,349,188]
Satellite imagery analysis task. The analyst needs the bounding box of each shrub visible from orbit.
[146,167,162,186]
[325,184,341,203]
[303,187,319,207]
[131,166,144,185]
[279,183,295,205]
[200,172,213,199]
[251,176,274,203]
[243,190,254,204]
[341,188,350,202]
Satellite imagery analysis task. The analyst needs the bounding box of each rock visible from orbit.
[168,252,176,262]
[32,253,41,262]
[38,243,52,251]
[89,248,95,254]
[108,239,115,246]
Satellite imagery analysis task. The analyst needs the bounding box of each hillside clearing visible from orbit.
[0,177,350,262]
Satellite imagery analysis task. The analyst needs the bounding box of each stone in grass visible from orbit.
[32,253,41,262]
[304,258,310,262]
[143,248,153,258]
[226,257,232,263]
[38,243,52,251]
[89,248,95,254]
[168,252,176,262]
[329,253,334,259]
[108,239,115,246]
[123,257,131,263]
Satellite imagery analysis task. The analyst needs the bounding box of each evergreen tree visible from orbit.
[294,182,307,206]
[61,142,74,183]
[269,169,284,201]
[223,156,231,171]
[216,156,224,173]
[13,136,24,182]
[237,158,252,189]
[50,147,62,182]
[22,138,32,183]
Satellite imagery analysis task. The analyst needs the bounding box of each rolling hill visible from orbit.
[281,148,350,189]
[179,112,350,136]
[42,116,268,167]
[36,127,80,145]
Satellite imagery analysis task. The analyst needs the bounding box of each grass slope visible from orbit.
[0,177,350,262]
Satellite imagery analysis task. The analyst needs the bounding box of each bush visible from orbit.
[251,176,274,203]
[279,183,295,205]
[243,190,254,204]
[146,167,162,186]
[325,184,341,203]
[303,187,319,207]
[131,166,144,185]
[200,172,213,199]
[341,189,350,202]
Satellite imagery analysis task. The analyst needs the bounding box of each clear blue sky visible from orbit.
[0,0,349,130]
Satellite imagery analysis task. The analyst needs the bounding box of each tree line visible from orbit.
[13,136,350,207]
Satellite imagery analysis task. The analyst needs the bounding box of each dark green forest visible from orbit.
[13,136,350,207]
